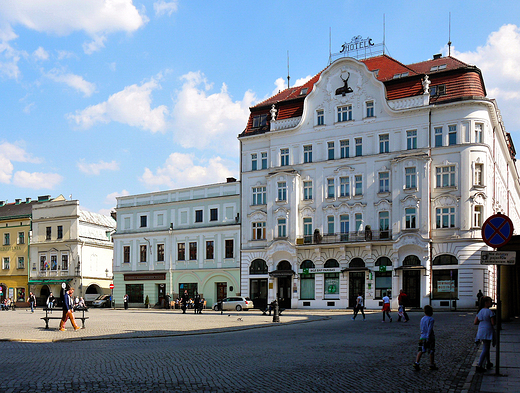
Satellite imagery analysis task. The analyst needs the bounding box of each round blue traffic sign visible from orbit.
[481,213,514,248]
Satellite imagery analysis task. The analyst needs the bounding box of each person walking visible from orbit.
[413,305,438,371]
[180,290,189,314]
[123,294,129,310]
[381,292,392,322]
[474,296,496,372]
[59,287,80,331]
[476,289,484,311]
[46,292,55,314]
[397,289,410,322]
[194,294,200,314]
[351,292,365,321]
[28,292,36,313]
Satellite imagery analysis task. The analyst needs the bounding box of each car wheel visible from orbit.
[236,305,242,311]
[213,305,219,311]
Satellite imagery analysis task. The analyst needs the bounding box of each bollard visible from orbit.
[220,300,223,315]
[272,299,280,323]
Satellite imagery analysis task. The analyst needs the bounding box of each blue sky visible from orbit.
[1,0,520,215]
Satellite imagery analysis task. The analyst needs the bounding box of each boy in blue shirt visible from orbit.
[413,305,438,370]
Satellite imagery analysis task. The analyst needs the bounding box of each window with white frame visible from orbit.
[303,218,313,237]
[210,208,218,221]
[355,138,362,156]
[405,208,416,229]
[195,209,203,223]
[328,142,335,160]
[379,211,389,232]
[277,182,287,201]
[18,231,24,245]
[277,218,287,238]
[448,125,457,145]
[280,148,289,166]
[407,130,417,150]
[327,178,335,198]
[340,140,349,158]
[140,245,147,262]
[436,165,456,188]
[3,233,9,246]
[189,242,197,260]
[61,254,68,270]
[379,134,389,153]
[355,175,363,196]
[327,216,335,235]
[261,152,268,169]
[435,127,443,147]
[366,101,374,117]
[251,153,258,170]
[252,222,266,240]
[405,167,416,189]
[317,109,325,126]
[303,145,313,163]
[340,176,350,197]
[340,215,349,235]
[337,105,353,122]
[178,243,185,260]
[18,256,24,269]
[157,244,165,262]
[355,213,363,232]
[123,246,130,263]
[206,241,214,260]
[474,163,483,186]
[3,257,9,270]
[379,172,389,193]
[303,181,313,200]
[225,239,234,258]
[436,207,456,228]
[252,114,267,128]
[475,123,483,143]
[252,186,266,205]
[140,215,147,228]
[473,205,483,228]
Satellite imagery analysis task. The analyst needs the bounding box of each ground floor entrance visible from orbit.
[403,270,421,308]
[348,272,365,308]
[277,276,292,309]
[249,278,267,310]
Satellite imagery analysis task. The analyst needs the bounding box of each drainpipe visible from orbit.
[428,109,433,306]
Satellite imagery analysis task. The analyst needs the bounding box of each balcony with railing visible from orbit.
[270,116,302,131]
[296,230,392,245]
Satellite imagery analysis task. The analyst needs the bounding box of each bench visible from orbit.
[41,307,89,329]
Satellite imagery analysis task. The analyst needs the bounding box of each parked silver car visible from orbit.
[213,296,254,311]
[91,294,111,308]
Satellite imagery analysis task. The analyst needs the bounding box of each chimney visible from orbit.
[110,211,117,221]
[26,197,31,204]
[15,199,21,205]
[0,201,4,207]
[433,53,442,60]
[226,177,237,183]
[38,195,51,202]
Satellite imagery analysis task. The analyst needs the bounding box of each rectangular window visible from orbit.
[252,114,267,128]
[178,243,185,260]
[3,233,9,246]
[355,175,363,196]
[277,218,287,238]
[157,213,164,226]
[3,257,9,270]
[473,206,483,228]
[328,142,335,160]
[303,145,312,163]
[46,227,51,240]
[140,216,147,228]
[50,255,57,270]
[405,167,417,189]
[436,165,456,188]
[61,254,68,271]
[252,222,266,240]
[366,101,374,117]
[355,138,362,156]
[448,125,457,145]
[280,148,289,166]
[355,213,363,232]
[379,211,389,231]
[337,105,353,122]
[375,271,392,299]
[474,164,483,186]
[303,218,313,236]
[340,177,350,197]
[340,215,349,236]
[210,208,218,221]
[261,152,267,169]
[18,256,24,269]
[225,239,234,258]
[57,225,63,239]
[303,181,313,200]
[379,172,389,193]
[206,241,214,260]
[195,210,203,223]
[317,109,324,125]
[436,207,456,228]
[123,246,130,263]
[407,130,417,150]
[157,244,165,262]
[327,178,335,198]
[18,231,25,245]
[432,270,458,300]
[379,134,389,153]
[189,242,197,260]
[126,283,144,303]
[340,140,349,158]
[327,216,335,235]
[475,123,483,143]
[252,186,266,205]
[140,245,147,262]
[40,255,46,270]
[435,127,443,147]
[251,153,258,171]
[277,182,287,201]
[405,208,416,229]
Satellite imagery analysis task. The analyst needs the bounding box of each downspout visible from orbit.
[239,137,243,297]
[428,109,433,306]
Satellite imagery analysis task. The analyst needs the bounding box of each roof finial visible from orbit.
[287,50,290,89]
[448,12,452,56]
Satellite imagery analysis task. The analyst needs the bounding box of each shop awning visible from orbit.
[28,279,72,285]
[394,265,426,271]
[269,270,295,277]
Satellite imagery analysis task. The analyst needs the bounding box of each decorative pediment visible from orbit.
[273,206,290,217]
[247,210,267,221]
[401,194,420,207]
[374,199,391,210]
[323,204,338,214]
[470,192,487,205]
[300,206,316,216]
[432,194,460,208]
[393,233,429,250]
[334,165,355,174]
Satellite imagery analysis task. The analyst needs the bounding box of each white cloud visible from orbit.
[46,68,96,97]
[0,141,41,164]
[172,71,255,156]
[0,32,23,79]
[12,171,63,189]
[82,34,107,55]
[68,75,168,132]
[77,159,119,175]
[140,152,236,189]
[0,156,14,183]
[271,75,312,96]
[104,189,129,206]
[33,46,49,61]
[154,0,178,17]
[23,102,35,114]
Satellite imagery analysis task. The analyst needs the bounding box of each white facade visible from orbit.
[239,56,520,310]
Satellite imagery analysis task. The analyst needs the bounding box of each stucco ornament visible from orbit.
[270,104,277,121]
[422,75,431,94]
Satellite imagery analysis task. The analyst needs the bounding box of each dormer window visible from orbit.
[252,114,267,128]
[430,85,446,96]
[393,72,409,79]
[430,64,447,72]
[300,87,308,95]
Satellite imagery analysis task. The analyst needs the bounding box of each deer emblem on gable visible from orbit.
[335,72,353,96]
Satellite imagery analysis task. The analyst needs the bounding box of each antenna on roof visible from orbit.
[447,12,452,56]
[383,14,386,55]
[329,27,332,64]
[287,50,290,89]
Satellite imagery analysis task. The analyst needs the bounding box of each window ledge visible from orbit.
[377,192,391,197]
[404,187,418,193]
[435,186,457,190]
[472,185,486,190]
[353,195,363,199]
[338,196,351,200]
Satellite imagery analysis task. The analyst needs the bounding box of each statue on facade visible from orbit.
[422,75,431,94]
[270,104,277,121]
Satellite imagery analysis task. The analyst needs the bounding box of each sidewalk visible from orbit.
[467,316,520,392]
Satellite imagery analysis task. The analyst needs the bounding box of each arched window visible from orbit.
[300,260,315,269]
[433,255,458,265]
[250,259,268,274]
[324,259,339,268]
[403,255,421,266]
[349,258,365,268]
[300,260,315,300]
[324,259,339,299]
[277,260,292,271]
[375,257,392,266]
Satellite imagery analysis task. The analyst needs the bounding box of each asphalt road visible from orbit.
[0,311,478,392]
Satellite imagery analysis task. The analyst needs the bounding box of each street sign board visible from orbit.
[109,283,115,289]
[481,214,514,248]
[481,251,516,265]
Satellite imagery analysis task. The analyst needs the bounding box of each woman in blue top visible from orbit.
[474,296,496,372]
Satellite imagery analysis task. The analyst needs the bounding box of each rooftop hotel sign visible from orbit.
[340,36,375,55]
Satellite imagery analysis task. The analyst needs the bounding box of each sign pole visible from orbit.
[496,263,501,375]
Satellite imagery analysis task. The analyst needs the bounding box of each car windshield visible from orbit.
[95,295,107,300]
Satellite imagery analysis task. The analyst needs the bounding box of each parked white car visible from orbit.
[213,297,254,311]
